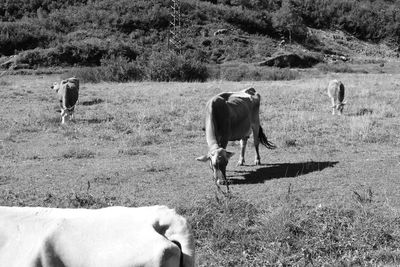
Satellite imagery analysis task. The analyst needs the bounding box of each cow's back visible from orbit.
[338,82,345,103]
[59,78,79,109]
[327,80,341,100]
[0,207,66,267]
[205,88,261,145]
[0,206,194,267]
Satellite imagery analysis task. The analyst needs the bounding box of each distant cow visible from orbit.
[196,88,275,188]
[51,77,79,124]
[0,205,195,267]
[327,79,346,115]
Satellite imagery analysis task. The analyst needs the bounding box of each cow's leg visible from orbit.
[338,104,343,116]
[331,98,336,115]
[237,137,248,166]
[60,109,66,124]
[252,126,261,165]
[69,106,76,121]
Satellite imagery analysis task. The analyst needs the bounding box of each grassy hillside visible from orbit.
[1,0,399,82]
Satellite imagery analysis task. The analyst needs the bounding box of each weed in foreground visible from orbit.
[284,138,297,148]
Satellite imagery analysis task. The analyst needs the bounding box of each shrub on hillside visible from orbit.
[147,51,209,82]
[223,6,275,35]
[272,0,307,42]
[17,39,140,68]
[67,56,146,83]
[0,21,53,56]
[99,56,146,82]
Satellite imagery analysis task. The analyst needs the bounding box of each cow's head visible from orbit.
[337,101,346,114]
[51,82,60,92]
[196,148,234,184]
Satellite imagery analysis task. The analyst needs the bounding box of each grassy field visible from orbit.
[1,64,400,265]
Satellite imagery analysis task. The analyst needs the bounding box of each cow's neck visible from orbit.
[208,143,220,153]
[205,111,221,152]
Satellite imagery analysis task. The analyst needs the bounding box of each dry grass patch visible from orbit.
[62,147,95,159]
[1,73,400,266]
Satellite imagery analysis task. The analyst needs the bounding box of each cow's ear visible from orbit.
[244,87,256,95]
[226,151,234,159]
[196,155,209,162]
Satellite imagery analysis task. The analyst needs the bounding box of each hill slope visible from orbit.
[0,0,399,74]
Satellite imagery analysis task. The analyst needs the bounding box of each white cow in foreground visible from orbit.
[0,205,194,267]
[196,87,275,188]
[51,77,79,124]
[327,79,346,115]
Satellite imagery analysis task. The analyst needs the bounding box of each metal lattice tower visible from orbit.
[169,0,182,53]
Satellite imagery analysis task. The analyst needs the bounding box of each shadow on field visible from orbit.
[229,161,338,184]
[80,98,104,106]
[347,108,374,117]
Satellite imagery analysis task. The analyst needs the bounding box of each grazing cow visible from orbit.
[51,77,79,124]
[0,205,194,267]
[327,79,346,115]
[196,88,275,188]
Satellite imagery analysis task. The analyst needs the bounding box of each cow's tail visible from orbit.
[259,125,276,149]
[172,231,195,267]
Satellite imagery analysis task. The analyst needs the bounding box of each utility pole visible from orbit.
[169,0,182,53]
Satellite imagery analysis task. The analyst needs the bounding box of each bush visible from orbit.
[147,51,209,82]
[17,39,140,68]
[67,56,146,83]
[0,21,53,56]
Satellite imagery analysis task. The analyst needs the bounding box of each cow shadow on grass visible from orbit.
[80,98,104,106]
[227,161,338,184]
[347,108,374,117]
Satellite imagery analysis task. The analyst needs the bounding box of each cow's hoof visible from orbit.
[217,179,229,185]
[255,160,261,165]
